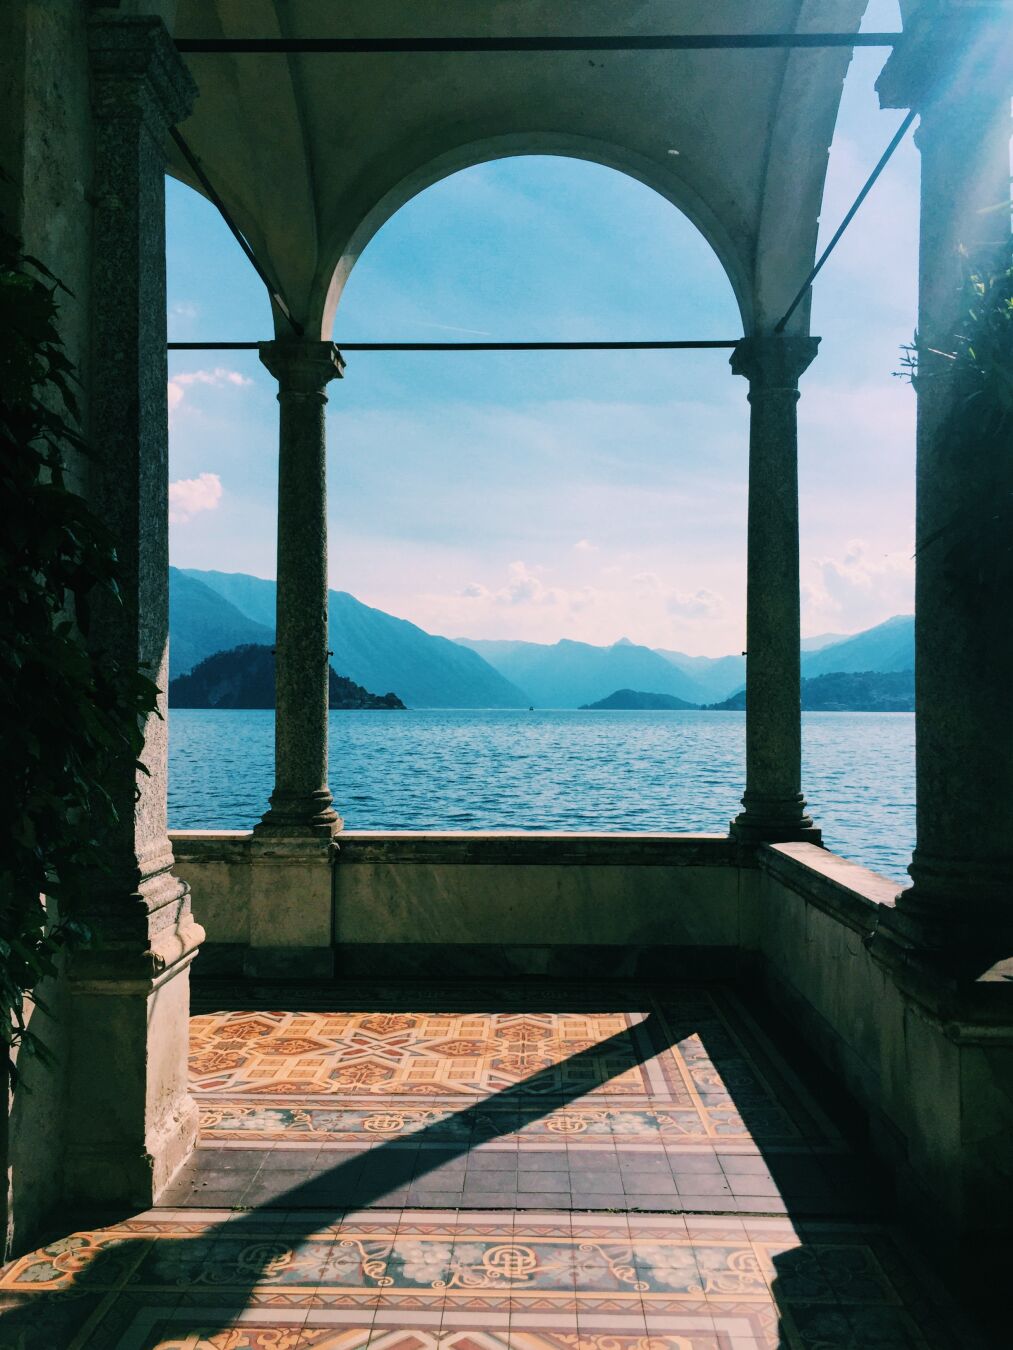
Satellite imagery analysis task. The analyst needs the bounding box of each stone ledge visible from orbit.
[759,841,896,936]
[761,842,1013,1033]
[170,829,747,867]
[336,830,743,867]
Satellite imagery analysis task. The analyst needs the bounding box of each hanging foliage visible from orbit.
[0,220,160,1080]
[898,242,1013,603]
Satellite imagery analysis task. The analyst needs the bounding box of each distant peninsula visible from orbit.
[169,644,406,710]
[708,669,914,713]
[580,688,699,711]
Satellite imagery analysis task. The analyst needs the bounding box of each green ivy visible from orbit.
[0,222,160,1079]
[899,244,1013,603]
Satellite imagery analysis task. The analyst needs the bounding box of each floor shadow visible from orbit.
[0,986,984,1349]
[0,1011,671,1348]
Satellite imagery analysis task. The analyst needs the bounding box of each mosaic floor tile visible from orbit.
[0,983,985,1347]
[0,1208,978,1348]
[191,985,837,1154]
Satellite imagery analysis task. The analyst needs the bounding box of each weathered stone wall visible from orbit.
[757,843,1013,1241]
[0,0,96,1260]
[172,832,757,980]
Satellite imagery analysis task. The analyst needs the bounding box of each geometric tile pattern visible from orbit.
[0,1209,970,1349]
[192,986,838,1151]
[0,983,982,1347]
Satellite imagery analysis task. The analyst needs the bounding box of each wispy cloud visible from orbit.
[803,538,914,630]
[169,472,223,524]
[168,367,253,413]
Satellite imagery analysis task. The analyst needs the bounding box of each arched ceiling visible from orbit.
[167,0,872,337]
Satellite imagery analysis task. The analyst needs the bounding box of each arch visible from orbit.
[311,132,752,339]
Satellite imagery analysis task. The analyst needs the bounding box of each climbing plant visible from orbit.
[0,220,160,1080]
[898,242,1013,602]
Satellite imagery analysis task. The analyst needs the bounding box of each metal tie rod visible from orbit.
[168,340,741,351]
[168,128,303,336]
[775,109,917,334]
[175,33,900,54]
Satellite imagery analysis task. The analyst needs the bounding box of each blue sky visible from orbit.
[167,0,918,657]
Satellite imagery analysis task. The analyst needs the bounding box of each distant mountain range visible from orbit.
[169,569,527,708]
[169,566,915,710]
[710,669,914,712]
[461,616,914,706]
[800,614,914,678]
[169,571,273,679]
[169,644,405,710]
[456,637,714,706]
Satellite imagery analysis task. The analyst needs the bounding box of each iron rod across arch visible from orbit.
[167,340,741,352]
[175,34,900,55]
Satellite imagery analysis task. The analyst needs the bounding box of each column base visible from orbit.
[64,909,204,1208]
[254,788,343,840]
[730,794,822,846]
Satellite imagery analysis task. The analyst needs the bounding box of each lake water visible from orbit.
[168,709,915,884]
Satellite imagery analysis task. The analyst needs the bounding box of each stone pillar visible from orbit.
[730,335,822,845]
[878,10,1013,960]
[247,341,344,978]
[65,15,204,1206]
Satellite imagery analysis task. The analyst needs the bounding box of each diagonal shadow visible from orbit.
[1,992,977,1349]
[0,1010,674,1348]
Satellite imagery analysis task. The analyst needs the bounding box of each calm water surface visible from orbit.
[168,709,915,884]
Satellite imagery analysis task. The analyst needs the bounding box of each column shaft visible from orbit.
[731,336,821,844]
[902,105,1012,941]
[879,10,1013,957]
[256,341,344,837]
[66,15,203,1206]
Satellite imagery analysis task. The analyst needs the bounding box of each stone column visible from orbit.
[730,335,822,845]
[247,341,344,978]
[255,340,344,836]
[878,11,1013,960]
[65,15,204,1206]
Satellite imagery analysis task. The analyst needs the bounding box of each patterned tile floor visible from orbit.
[0,983,983,1348]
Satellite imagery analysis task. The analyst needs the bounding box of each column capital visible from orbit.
[259,339,345,394]
[88,14,196,130]
[730,335,820,390]
[877,5,1012,116]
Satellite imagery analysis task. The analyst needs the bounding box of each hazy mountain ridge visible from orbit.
[801,614,914,677]
[173,570,528,708]
[171,566,915,710]
[710,669,914,712]
[168,569,274,679]
[460,616,915,706]
[456,636,711,707]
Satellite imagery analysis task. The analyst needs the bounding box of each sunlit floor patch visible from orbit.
[0,1209,966,1349]
[0,983,982,1347]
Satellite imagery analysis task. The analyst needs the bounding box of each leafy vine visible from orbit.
[0,219,160,1079]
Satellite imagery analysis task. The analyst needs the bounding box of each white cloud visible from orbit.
[574,538,597,553]
[494,561,564,607]
[171,300,199,319]
[803,538,914,629]
[168,367,253,415]
[666,588,725,620]
[169,472,223,524]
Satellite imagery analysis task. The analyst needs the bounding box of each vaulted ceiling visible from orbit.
[162,1,873,336]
